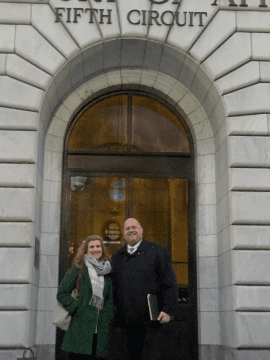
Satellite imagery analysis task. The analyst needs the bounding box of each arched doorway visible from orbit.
[57,91,197,359]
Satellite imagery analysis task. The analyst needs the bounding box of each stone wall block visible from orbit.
[209,98,226,136]
[0,25,15,52]
[0,284,32,309]
[215,138,228,181]
[217,225,231,257]
[89,74,109,94]
[43,151,62,182]
[0,76,44,111]
[197,204,217,236]
[121,38,146,68]
[252,33,270,60]
[219,285,234,311]
[199,312,220,345]
[118,0,149,38]
[167,0,218,53]
[0,311,30,347]
[0,248,32,282]
[230,168,270,191]
[0,54,6,74]
[237,10,270,32]
[234,250,270,284]
[68,52,84,88]
[6,54,52,90]
[198,288,219,312]
[153,72,176,95]
[0,164,36,187]
[190,11,236,62]
[61,89,83,113]
[197,256,219,288]
[219,311,235,348]
[231,192,270,225]
[0,3,30,24]
[179,91,201,115]
[39,255,59,287]
[235,286,270,311]
[106,70,122,87]
[88,0,120,40]
[197,235,217,258]
[32,4,79,60]
[229,136,270,167]
[40,233,60,256]
[75,79,94,101]
[0,222,34,247]
[179,54,199,91]
[122,69,142,85]
[232,225,270,250]
[216,169,229,204]
[54,62,73,102]
[49,0,101,48]
[0,130,37,163]
[203,33,251,80]
[216,192,230,234]
[218,250,233,288]
[215,61,260,95]
[143,41,163,72]
[0,107,38,130]
[140,69,157,88]
[197,183,216,205]
[196,154,216,184]
[159,45,185,80]
[202,82,220,119]
[43,179,61,203]
[228,114,268,135]
[260,61,270,82]
[15,25,65,75]
[0,188,35,221]
[224,83,270,116]
[83,42,104,78]
[45,135,64,154]
[36,310,56,345]
[236,312,270,348]
[41,201,61,234]
[197,138,215,155]
[190,66,213,106]
[38,287,58,311]
[167,81,188,104]
[214,119,227,151]
[103,39,121,70]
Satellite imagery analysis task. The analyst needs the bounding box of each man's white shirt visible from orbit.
[127,239,142,254]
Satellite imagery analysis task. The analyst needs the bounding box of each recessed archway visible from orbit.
[37,39,226,359]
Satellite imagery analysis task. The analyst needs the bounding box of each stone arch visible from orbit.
[37,39,225,355]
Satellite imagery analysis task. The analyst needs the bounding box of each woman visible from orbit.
[57,235,113,360]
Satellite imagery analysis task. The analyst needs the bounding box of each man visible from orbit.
[111,218,178,360]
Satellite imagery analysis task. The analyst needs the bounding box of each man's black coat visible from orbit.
[111,238,178,324]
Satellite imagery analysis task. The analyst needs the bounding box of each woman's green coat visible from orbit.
[57,264,114,357]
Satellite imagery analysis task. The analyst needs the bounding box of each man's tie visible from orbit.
[129,247,134,254]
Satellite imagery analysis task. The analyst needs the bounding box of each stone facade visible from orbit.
[1,0,270,359]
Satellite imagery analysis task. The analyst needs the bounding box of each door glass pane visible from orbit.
[68,95,128,151]
[132,96,190,153]
[69,175,188,286]
[132,178,188,286]
[69,176,126,261]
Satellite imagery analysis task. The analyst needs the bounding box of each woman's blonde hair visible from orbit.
[73,235,110,268]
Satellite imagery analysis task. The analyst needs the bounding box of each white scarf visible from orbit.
[84,254,111,310]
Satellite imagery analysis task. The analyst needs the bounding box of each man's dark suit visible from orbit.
[111,238,178,360]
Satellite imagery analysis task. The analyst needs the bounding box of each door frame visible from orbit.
[59,90,198,359]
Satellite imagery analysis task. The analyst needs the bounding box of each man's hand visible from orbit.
[157,311,171,324]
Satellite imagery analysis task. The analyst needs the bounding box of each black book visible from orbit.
[147,294,160,321]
